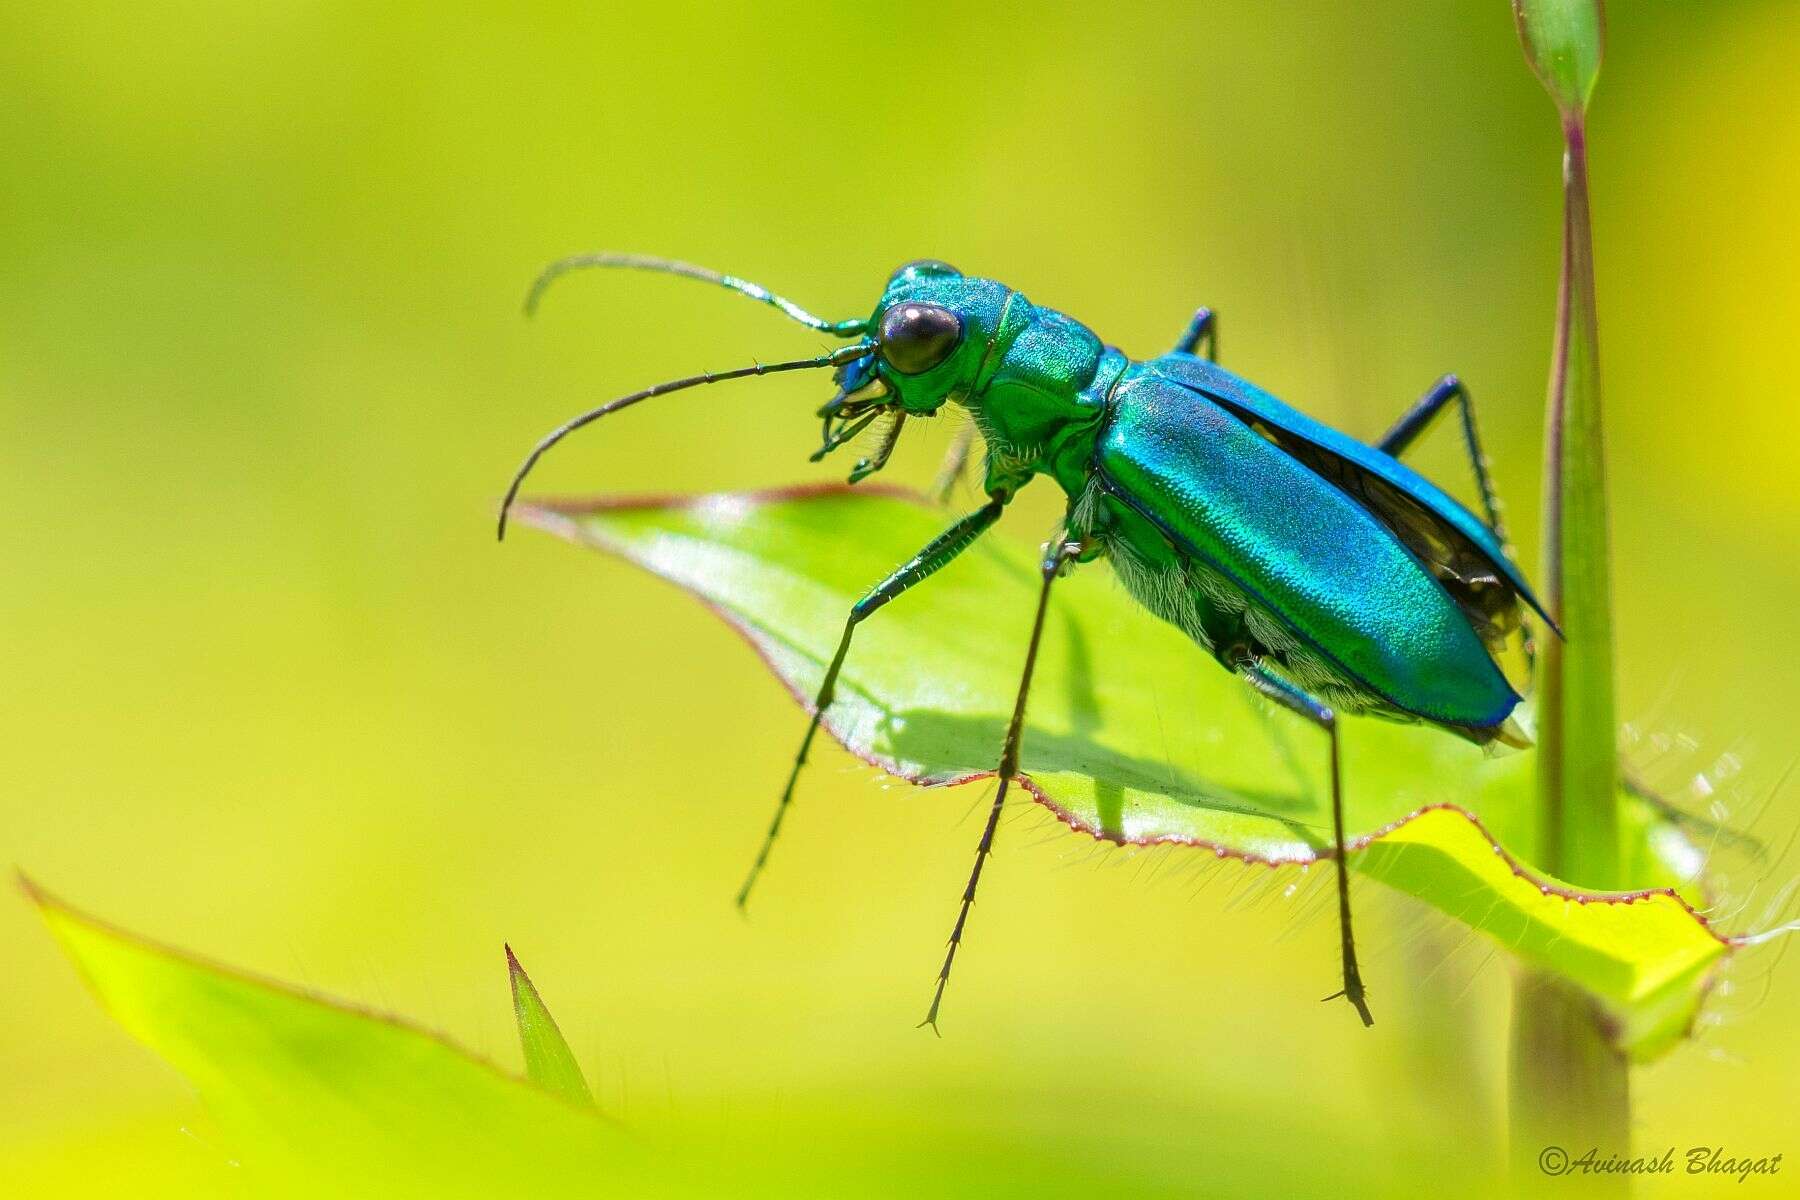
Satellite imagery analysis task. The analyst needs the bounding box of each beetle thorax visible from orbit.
[960,300,1119,496]
[861,264,1120,497]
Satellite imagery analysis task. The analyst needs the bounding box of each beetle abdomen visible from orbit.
[1091,370,1520,734]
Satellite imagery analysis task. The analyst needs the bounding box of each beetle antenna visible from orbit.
[497,342,870,541]
[525,252,868,337]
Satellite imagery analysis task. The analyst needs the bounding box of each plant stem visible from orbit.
[1510,972,1630,1191]
[1534,121,1620,891]
[1508,0,1629,1182]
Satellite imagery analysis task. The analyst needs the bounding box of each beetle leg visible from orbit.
[1236,660,1375,1027]
[736,497,1008,910]
[919,537,1083,1033]
[1377,375,1535,672]
[1623,768,1765,857]
[931,421,980,505]
[1173,306,1219,360]
[1377,375,1507,539]
[848,412,906,484]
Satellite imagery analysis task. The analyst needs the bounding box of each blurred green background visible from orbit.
[3,2,1797,1196]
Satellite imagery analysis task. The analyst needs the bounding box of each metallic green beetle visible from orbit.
[499,255,1556,1029]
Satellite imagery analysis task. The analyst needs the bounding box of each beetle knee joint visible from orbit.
[1040,539,1086,578]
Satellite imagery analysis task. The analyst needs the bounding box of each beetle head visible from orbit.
[805,261,1013,478]
[831,261,1011,415]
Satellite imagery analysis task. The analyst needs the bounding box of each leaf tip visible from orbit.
[16,869,46,907]
[1513,0,1605,120]
[17,872,80,932]
[505,944,594,1106]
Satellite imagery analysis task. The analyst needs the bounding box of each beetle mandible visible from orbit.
[499,254,1558,1029]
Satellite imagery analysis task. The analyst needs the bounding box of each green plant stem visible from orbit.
[1510,972,1631,1191]
[1536,120,1620,890]
[1509,110,1629,1188]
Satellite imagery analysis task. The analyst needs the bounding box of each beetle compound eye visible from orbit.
[878,303,963,374]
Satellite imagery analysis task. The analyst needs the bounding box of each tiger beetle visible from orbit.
[499,254,1559,1030]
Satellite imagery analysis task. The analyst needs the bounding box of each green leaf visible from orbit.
[1513,0,1604,121]
[518,485,1732,1060]
[31,880,1518,1195]
[507,944,593,1106]
[26,878,637,1199]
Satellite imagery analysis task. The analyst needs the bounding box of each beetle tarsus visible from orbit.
[1324,967,1375,1027]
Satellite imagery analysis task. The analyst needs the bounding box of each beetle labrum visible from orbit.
[499,255,1556,1029]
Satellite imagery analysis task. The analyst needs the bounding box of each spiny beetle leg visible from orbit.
[1375,374,1535,671]
[1377,375,1506,544]
[920,537,1082,1033]
[1238,661,1374,1027]
[848,412,906,484]
[735,498,1007,910]
[1173,306,1218,360]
